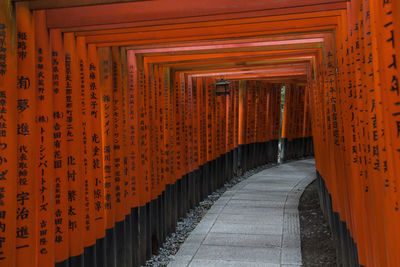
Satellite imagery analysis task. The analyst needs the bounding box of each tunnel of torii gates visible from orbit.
[0,0,399,266]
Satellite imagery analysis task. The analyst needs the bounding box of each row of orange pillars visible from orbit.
[0,0,399,266]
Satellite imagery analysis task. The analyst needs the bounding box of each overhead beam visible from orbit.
[45,1,346,29]
[72,10,343,35]
[125,32,329,50]
[13,0,149,10]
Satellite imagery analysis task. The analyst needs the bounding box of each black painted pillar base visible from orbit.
[131,207,139,267]
[96,237,107,267]
[317,171,363,267]
[146,201,153,259]
[70,254,84,267]
[115,219,126,267]
[137,205,147,266]
[104,227,116,267]
[84,243,96,267]
[55,259,69,267]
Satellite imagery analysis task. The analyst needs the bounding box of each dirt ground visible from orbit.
[299,180,338,267]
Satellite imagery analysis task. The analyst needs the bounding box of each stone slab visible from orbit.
[202,233,282,248]
[193,245,281,264]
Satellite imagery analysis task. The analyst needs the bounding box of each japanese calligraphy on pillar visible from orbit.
[136,58,147,207]
[156,66,164,195]
[214,80,220,157]
[50,29,69,263]
[126,50,139,206]
[151,66,159,198]
[155,67,163,191]
[15,4,36,266]
[197,78,206,168]
[174,73,182,177]
[98,47,115,228]
[191,77,199,170]
[87,44,105,240]
[205,78,213,161]
[376,0,400,201]
[64,32,84,257]
[138,57,150,203]
[234,81,239,147]
[120,48,130,214]
[111,46,125,221]
[148,66,155,198]
[180,73,188,176]
[156,66,164,191]
[186,74,193,173]
[165,67,175,186]
[34,10,55,265]
[0,1,17,265]
[77,37,95,247]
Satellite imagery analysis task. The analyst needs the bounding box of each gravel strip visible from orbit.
[299,179,338,266]
[144,163,277,267]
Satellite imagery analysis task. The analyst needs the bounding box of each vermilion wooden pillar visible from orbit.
[34,10,56,267]
[97,46,116,267]
[87,44,106,266]
[15,3,37,266]
[50,29,69,265]
[0,2,17,266]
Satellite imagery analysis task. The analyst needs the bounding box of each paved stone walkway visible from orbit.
[168,159,316,267]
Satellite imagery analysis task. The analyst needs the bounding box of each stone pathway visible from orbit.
[168,159,316,267]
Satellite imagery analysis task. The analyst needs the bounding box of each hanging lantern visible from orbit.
[215,78,231,96]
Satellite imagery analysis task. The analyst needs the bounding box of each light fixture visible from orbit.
[214,78,231,96]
